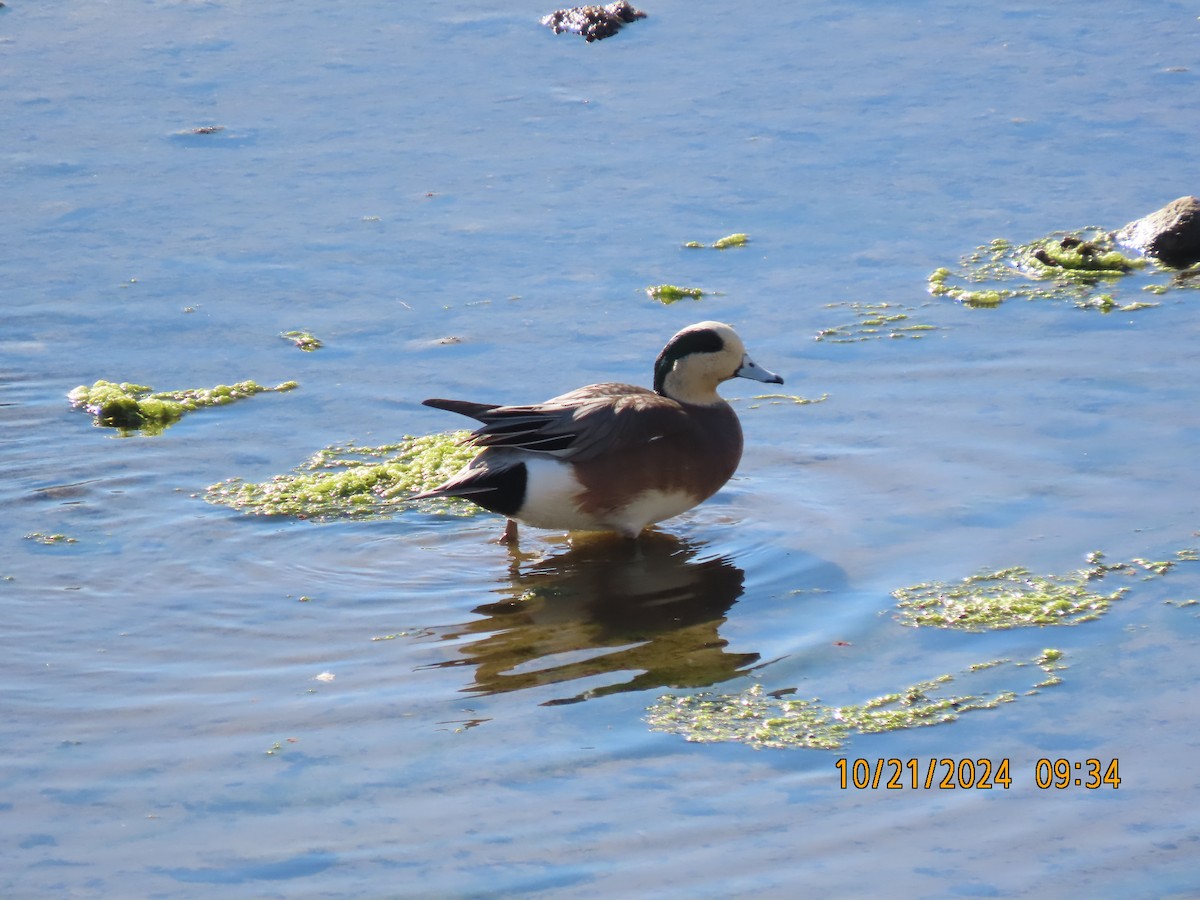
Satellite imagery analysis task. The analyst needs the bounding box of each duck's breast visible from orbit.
[573,402,743,521]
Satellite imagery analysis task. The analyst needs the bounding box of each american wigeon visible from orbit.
[413,321,783,541]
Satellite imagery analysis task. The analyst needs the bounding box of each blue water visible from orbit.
[4,1,1200,897]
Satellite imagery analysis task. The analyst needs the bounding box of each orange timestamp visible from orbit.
[835,757,1121,790]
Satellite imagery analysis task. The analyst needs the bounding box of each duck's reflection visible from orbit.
[420,531,757,705]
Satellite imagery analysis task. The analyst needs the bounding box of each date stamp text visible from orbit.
[834,757,1121,790]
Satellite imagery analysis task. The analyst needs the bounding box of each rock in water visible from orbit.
[541,2,647,41]
[1116,196,1200,267]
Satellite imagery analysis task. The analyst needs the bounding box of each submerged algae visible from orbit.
[1165,598,1200,610]
[891,546,1200,630]
[69,380,298,435]
[205,433,477,520]
[893,559,1127,631]
[24,532,78,545]
[1073,295,1159,313]
[744,392,829,410]
[1029,647,1067,690]
[646,654,1059,751]
[815,301,938,343]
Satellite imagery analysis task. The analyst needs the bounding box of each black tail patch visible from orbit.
[464,461,527,517]
[426,460,527,517]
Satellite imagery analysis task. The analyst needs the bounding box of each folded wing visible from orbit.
[423,384,690,462]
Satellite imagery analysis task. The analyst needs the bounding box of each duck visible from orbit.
[412,320,783,542]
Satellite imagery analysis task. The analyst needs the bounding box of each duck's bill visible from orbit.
[735,354,784,385]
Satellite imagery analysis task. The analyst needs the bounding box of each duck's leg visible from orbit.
[496,518,520,544]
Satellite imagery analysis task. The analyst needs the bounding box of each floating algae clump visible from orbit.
[1025,233,1139,277]
[646,284,714,304]
[711,232,749,249]
[645,655,1062,750]
[68,380,298,435]
[281,331,323,351]
[892,557,1129,631]
[205,433,478,520]
[684,233,749,250]
[928,229,1156,310]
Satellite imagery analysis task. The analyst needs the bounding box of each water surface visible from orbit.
[4,1,1200,897]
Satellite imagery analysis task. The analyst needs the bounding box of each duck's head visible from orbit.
[653,321,784,406]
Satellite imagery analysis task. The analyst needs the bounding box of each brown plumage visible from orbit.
[412,321,783,540]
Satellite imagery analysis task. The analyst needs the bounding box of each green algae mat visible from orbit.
[928,227,1200,310]
[893,550,1196,631]
[648,545,1197,750]
[646,651,1068,751]
[205,434,477,520]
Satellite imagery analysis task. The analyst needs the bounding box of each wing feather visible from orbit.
[422,384,691,461]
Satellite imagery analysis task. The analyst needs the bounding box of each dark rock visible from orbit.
[541,1,647,42]
[1116,196,1200,268]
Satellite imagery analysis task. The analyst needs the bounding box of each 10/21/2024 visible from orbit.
[835,757,1121,790]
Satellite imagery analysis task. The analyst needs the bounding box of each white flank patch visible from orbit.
[517,457,596,531]
[517,458,699,537]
